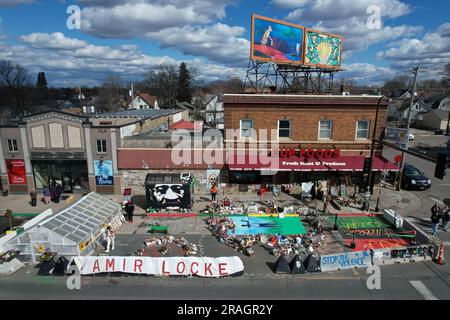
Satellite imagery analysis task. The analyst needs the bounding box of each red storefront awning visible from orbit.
[228,154,399,172]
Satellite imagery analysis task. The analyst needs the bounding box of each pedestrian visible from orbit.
[30,189,37,207]
[431,210,441,235]
[50,179,57,203]
[104,225,115,253]
[42,186,51,204]
[125,199,135,223]
[210,183,218,203]
[441,205,450,232]
[431,203,439,216]
[54,182,63,203]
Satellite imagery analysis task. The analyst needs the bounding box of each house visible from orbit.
[205,94,224,128]
[390,89,412,100]
[424,94,450,110]
[128,93,159,110]
[421,110,450,131]
[396,98,431,123]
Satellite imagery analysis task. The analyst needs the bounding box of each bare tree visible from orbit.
[96,75,125,112]
[142,64,179,106]
[0,60,32,115]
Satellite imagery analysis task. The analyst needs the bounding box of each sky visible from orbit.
[0,0,449,87]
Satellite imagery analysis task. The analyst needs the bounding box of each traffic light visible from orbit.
[363,157,372,175]
[434,153,447,180]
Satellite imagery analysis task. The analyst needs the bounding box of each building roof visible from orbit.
[95,108,176,119]
[136,93,157,107]
[170,119,196,130]
[398,98,430,112]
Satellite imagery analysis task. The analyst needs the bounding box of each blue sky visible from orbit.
[0,0,449,87]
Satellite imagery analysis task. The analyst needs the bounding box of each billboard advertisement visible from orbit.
[251,14,304,65]
[94,160,114,186]
[6,159,26,185]
[304,29,343,68]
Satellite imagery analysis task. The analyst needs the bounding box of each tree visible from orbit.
[442,62,450,87]
[0,60,32,115]
[142,64,179,106]
[36,72,48,90]
[177,62,192,103]
[382,75,412,96]
[96,75,125,112]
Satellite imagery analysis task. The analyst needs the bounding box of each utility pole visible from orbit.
[396,66,420,191]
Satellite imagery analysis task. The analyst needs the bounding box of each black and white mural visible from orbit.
[146,183,191,210]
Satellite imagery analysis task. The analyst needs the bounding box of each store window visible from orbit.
[240,119,254,138]
[278,120,291,138]
[7,139,18,152]
[96,139,107,153]
[356,120,370,139]
[318,120,333,139]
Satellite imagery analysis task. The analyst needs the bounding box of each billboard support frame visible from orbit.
[243,59,341,94]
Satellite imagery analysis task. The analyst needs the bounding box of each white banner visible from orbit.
[320,251,370,272]
[70,256,244,277]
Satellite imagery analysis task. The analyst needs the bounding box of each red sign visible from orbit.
[6,159,26,185]
[279,148,341,159]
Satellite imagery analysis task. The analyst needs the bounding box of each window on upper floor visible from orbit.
[278,120,291,139]
[356,120,370,139]
[7,138,18,152]
[96,139,107,153]
[318,120,333,139]
[240,119,254,138]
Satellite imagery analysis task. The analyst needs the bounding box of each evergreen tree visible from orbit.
[36,72,48,90]
[176,62,192,103]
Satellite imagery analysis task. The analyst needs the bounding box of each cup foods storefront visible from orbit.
[226,148,399,189]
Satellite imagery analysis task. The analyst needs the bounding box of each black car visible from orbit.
[401,164,431,190]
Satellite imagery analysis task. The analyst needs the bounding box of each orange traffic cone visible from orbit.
[436,241,445,265]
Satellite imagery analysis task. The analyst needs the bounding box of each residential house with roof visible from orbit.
[396,98,431,124]
[128,93,159,110]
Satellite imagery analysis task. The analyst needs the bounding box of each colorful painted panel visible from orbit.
[251,15,304,65]
[93,160,114,186]
[304,30,342,68]
[227,215,306,236]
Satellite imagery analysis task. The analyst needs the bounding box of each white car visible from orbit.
[408,133,415,141]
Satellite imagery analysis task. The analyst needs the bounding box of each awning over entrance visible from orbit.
[228,154,399,172]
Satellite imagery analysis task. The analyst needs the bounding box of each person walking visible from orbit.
[104,225,115,253]
[30,189,37,207]
[125,199,135,223]
[431,210,441,235]
[210,183,218,203]
[42,186,51,204]
[441,205,450,232]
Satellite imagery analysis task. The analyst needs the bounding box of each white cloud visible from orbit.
[7,32,245,86]
[376,24,450,71]
[339,63,396,84]
[0,0,34,7]
[145,23,249,65]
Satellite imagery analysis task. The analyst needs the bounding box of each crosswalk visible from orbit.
[409,281,438,300]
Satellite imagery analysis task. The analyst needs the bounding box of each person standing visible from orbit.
[125,199,135,223]
[431,210,441,235]
[54,182,63,204]
[104,225,115,253]
[210,183,218,203]
[30,189,37,207]
[42,186,51,204]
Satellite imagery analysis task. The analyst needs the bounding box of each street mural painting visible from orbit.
[304,30,342,68]
[93,160,114,186]
[251,15,304,65]
[320,251,370,272]
[5,159,26,185]
[206,169,221,191]
[146,183,191,210]
[227,215,306,236]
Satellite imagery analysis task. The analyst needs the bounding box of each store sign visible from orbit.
[70,256,244,277]
[5,159,26,185]
[384,127,409,150]
[94,160,114,185]
[279,148,341,159]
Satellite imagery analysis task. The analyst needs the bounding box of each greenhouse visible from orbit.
[2,192,123,263]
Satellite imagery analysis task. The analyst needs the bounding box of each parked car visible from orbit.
[407,133,415,141]
[401,163,431,190]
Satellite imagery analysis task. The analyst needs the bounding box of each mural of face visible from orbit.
[151,184,185,209]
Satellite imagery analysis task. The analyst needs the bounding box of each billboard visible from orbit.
[6,159,26,185]
[94,160,114,185]
[304,29,343,68]
[251,14,304,65]
[384,127,410,150]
